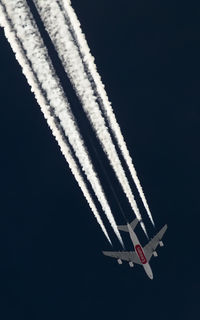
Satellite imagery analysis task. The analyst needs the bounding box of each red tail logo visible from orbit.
[135,245,147,264]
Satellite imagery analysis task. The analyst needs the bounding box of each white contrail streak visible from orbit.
[0,0,123,245]
[59,0,155,226]
[33,0,149,236]
[0,0,111,244]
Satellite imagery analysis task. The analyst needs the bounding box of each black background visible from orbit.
[0,1,199,319]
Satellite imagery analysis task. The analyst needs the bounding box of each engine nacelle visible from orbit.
[117,259,122,265]
[159,241,164,247]
[129,262,134,267]
[153,251,158,257]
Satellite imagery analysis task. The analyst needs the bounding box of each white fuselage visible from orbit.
[127,224,153,280]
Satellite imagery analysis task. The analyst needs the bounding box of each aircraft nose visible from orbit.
[144,263,153,280]
[148,269,153,280]
[149,273,153,280]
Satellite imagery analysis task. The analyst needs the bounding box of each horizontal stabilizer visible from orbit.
[117,218,139,232]
[130,218,139,230]
[117,225,128,232]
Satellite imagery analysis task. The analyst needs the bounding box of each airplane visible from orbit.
[102,218,167,279]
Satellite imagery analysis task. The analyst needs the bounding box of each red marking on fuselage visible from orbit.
[135,245,147,264]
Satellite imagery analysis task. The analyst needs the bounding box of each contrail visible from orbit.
[33,0,149,236]
[58,0,155,227]
[0,0,123,245]
[0,0,111,244]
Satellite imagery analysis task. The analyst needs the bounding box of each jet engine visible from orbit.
[153,251,158,257]
[159,241,164,247]
[129,262,134,267]
[117,259,122,265]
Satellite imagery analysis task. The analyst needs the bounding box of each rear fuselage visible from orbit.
[127,224,153,279]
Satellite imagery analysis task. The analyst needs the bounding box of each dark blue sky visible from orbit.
[0,1,199,319]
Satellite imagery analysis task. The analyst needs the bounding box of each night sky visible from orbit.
[0,1,200,319]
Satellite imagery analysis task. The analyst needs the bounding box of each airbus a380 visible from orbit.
[103,218,167,279]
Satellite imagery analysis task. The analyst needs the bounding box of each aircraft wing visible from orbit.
[102,251,142,265]
[144,225,168,262]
